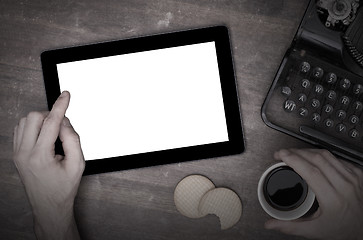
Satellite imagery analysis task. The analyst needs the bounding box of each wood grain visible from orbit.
[0,0,312,239]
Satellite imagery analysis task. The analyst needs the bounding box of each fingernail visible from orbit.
[264,220,276,229]
[279,149,291,156]
[60,91,68,97]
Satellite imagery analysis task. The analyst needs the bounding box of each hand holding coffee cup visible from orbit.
[262,148,363,240]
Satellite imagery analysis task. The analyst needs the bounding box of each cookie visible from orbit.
[174,175,215,218]
[199,188,242,230]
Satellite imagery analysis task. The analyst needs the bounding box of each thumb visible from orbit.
[59,117,85,173]
[265,218,321,239]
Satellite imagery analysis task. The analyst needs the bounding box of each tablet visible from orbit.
[41,26,244,175]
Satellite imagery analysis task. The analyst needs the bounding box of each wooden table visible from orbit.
[0,0,312,239]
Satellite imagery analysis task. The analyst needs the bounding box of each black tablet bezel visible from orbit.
[41,26,244,175]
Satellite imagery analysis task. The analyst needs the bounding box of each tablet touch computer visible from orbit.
[41,26,244,175]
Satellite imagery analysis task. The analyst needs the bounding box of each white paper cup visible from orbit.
[257,162,316,220]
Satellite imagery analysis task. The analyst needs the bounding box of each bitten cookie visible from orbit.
[199,188,242,230]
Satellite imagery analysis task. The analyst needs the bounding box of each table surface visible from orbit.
[0,0,314,239]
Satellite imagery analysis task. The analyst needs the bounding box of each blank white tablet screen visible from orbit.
[56,42,228,161]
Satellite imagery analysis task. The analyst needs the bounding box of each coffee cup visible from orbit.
[257,162,316,220]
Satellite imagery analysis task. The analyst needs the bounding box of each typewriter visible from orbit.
[262,0,363,164]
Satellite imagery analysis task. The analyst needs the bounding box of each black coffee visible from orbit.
[263,166,308,211]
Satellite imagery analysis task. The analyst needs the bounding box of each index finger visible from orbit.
[36,91,70,149]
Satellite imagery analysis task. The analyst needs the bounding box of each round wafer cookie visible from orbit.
[199,188,242,230]
[174,175,215,218]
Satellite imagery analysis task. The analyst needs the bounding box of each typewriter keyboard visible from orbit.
[262,49,363,162]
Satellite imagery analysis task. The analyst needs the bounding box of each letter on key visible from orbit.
[284,100,296,112]
[314,84,324,94]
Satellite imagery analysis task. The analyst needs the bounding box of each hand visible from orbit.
[13,91,85,240]
[265,148,363,240]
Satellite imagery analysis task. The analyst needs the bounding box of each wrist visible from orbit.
[33,205,80,240]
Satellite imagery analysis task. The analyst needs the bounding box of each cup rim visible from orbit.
[257,162,316,220]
